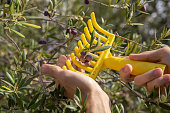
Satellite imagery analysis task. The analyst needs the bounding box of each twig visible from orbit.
[90,0,124,9]
[47,36,77,63]
[5,32,22,55]
[115,34,148,49]
[103,71,145,100]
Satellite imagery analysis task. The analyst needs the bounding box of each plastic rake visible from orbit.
[62,12,166,80]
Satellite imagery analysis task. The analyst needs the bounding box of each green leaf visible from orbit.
[90,30,95,47]
[21,50,26,67]
[130,23,144,26]
[6,72,15,85]
[1,80,14,88]
[46,81,55,89]
[75,87,82,103]
[16,96,24,110]
[115,104,121,113]
[28,93,40,109]
[11,29,25,38]
[13,56,18,66]
[83,93,88,107]
[24,16,48,19]
[61,87,65,98]
[96,36,100,47]
[115,0,120,4]
[90,46,111,53]
[125,43,130,56]
[18,76,28,88]
[18,70,33,76]
[20,22,41,29]
[81,20,87,27]
[23,77,35,87]
[10,1,15,14]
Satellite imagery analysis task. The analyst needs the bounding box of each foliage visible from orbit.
[0,0,169,113]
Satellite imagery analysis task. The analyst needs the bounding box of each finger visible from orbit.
[129,49,162,62]
[41,64,62,79]
[134,68,163,86]
[119,64,133,82]
[146,74,170,92]
[57,55,67,68]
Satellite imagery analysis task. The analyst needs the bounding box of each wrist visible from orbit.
[85,88,111,113]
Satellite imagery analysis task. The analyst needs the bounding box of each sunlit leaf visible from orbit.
[20,22,41,29]
[6,72,15,85]
[11,29,25,38]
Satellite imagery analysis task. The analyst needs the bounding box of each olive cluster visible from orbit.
[80,51,93,67]
[66,28,78,35]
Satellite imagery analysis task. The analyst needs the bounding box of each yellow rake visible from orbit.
[62,12,166,80]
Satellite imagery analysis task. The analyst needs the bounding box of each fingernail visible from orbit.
[163,76,170,82]
[153,68,162,77]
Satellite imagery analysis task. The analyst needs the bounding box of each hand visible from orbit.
[119,47,170,92]
[41,55,111,113]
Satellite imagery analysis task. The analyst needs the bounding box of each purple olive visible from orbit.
[85,61,91,67]
[80,56,86,63]
[38,40,47,44]
[44,11,50,16]
[7,0,11,4]
[71,29,78,35]
[84,0,89,4]
[85,55,93,61]
[66,28,72,34]
[81,51,86,56]
[140,6,146,12]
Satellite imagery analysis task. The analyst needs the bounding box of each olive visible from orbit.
[85,55,93,61]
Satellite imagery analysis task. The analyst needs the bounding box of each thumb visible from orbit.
[41,64,63,79]
[129,49,162,62]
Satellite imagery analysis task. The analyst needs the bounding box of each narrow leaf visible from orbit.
[46,81,55,89]
[11,29,25,38]
[20,22,41,29]
[90,46,111,53]
[28,93,40,109]
[21,50,26,67]
[75,87,82,103]
[6,72,14,85]
[90,30,95,47]
[1,80,14,88]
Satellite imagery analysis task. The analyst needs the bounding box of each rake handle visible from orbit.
[104,56,166,75]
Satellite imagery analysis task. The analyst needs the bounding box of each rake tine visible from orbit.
[74,46,81,58]
[66,60,77,72]
[78,40,84,51]
[62,66,67,70]
[91,12,114,37]
[87,19,107,42]
[84,27,102,46]
[81,34,90,48]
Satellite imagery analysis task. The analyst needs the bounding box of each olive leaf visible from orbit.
[11,29,25,38]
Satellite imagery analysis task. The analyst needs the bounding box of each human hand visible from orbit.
[119,47,170,92]
[41,55,111,113]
